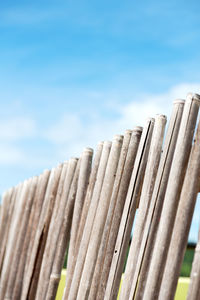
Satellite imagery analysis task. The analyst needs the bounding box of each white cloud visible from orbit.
[118,82,200,128]
[1,82,199,168]
[0,117,36,141]
[45,82,200,161]
[0,116,37,166]
[0,143,24,165]
[160,82,200,102]
[46,114,83,145]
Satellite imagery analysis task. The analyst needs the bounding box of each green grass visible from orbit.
[180,247,194,277]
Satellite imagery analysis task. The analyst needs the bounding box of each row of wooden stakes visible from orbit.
[1,93,200,300]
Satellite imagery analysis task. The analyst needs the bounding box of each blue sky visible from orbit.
[0,0,200,242]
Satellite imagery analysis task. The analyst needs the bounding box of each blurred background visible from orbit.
[0,0,200,264]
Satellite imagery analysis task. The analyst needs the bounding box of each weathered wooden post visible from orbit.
[66,141,111,300]
[21,164,63,300]
[23,170,51,275]
[76,134,123,300]
[75,142,104,252]
[63,142,103,300]
[88,129,133,299]
[143,93,200,300]
[12,170,50,300]
[120,114,167,300]
[0,182,23,281]
[0,181,28,300]
[5,176,38,300]
[35,158,78,300]
[45,159,81,300]
[129,99,185,300]
[104,118,154,300]
[66,148,93,286]
[93,127,142,300]
[159,110,200,299]
[0,188,13,249]
[0,187,16,274]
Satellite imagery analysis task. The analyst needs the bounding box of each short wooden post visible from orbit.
[66,148,93,286]
[0,187,15,273]
[76,135,123,300]
[21,164,63,300]
[63,142,103,300]
[5,176,38,300]
[89,129,133,300]
[35,158,77,300]
[45,159,81,300]
[23,170,51,276]
[0,188,13,249]
[94,127,143,300]
[13,170,50,300]
[66,141,111,300]
[0,181,28,300]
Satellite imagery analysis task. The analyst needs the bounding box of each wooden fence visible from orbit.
[1,92,200,300]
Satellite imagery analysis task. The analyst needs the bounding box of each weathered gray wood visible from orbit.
[5,176,38,300]
[143,93,200,300]
[120,114,167,300]
[0,189,12,247]
[12,170,50,300]
[21,164,63,300]
[35,158,77,300]
[88,129,133,300]
[0,185,19,275]
[63,142,103,300]
[104,118,154,300]
[96,129,138,300]
[0,181,27,300]
[45,159,81,300]
[97,131,140,300]
[0,187,16,274]
[130,99,185,300]
[66,148,93,284]
[75,142,103,252]
[94,127,143,300]
[66,141,111,300]
[158,115,200,300]
[23,170,51,278]
[0,183,23,281]
[89,130,134,300]
[77,135,123,300]
[68,149,93,258]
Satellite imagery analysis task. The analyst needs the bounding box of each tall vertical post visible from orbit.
[143,93,200,300]
[105,118,154,300]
